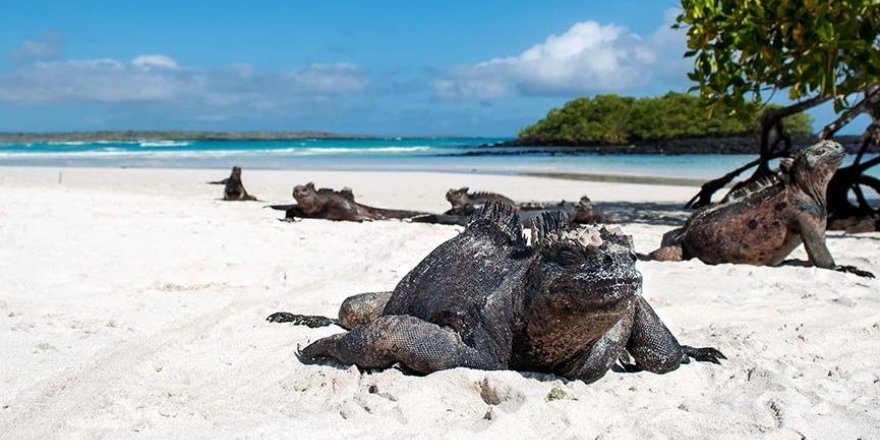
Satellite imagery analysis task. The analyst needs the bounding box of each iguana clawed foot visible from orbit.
[616,352,641,373]
[682,345,726,364]
[294,343,326,365]
[834,265,875,278]
[617,345,725,372]
[266,312,339,328]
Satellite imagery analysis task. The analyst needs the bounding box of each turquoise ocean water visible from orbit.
[0,137,876,180]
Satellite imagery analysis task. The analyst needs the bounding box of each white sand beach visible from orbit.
[0,166,878,439]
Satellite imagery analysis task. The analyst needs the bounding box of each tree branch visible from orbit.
[757,94,832,173]
[819,86,880,140]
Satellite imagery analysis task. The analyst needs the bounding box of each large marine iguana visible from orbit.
[270,182,427,221]
[267,204,724,383]
[647,140,874,278]
[215,166,258,201]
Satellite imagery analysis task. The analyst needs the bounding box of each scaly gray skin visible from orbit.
[648,141,874,278]
[268,203,724,383]
[272,182,427,222]
[445,187,516,215]
[220,166,258,201]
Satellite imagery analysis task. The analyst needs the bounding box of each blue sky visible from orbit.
[0,1,868,136]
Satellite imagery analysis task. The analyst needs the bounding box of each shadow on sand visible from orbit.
[600,201,690,226]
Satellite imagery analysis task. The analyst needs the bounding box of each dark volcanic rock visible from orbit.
[489,134,866,155]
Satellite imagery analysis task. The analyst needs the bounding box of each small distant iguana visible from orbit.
[270,182,427,221]
[519,195,610,225]
[444,187,516,215]
[415,191,609,227]
[212,166,258,201]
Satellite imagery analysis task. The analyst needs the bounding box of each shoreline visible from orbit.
[0,164,712,188]
[2,132,870,156]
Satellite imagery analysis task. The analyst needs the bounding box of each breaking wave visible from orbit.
[138,140,193,147]
[0,143,436,159]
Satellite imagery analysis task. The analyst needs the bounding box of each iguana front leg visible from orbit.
[799,218,875,278]
[645,227,687,261]
[555,314,633,383]
[646,245,684,261]
[798,216,835,269]
[298,315,505,374]
[622,297,725,374]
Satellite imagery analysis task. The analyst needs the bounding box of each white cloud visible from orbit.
[0,55,368,107]
[9,32,65,62]
[0,58,188,103]
[131,54,179,69]
[286,63,366,94]
[434,15,686,99]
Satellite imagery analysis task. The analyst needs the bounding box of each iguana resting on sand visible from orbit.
[445,187,516,215]
[270,182,426,221]
[267,204,724,383]
[413,194,608,227]
[215,166,258,201]
[520,195,610,225]
[648,140,874,278]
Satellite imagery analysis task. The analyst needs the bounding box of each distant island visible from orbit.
[515,92,813,145]
[498,92,870,154]
[482,133,865,156]
[0,131,376,143]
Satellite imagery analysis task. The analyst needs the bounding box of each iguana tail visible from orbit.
[361,205,429,220]
[266,312,339,328]
[409,213,469,225]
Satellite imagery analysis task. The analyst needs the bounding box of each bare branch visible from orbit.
[820,86,880,140]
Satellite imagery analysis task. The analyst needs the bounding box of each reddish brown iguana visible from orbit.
[648,141,873,278]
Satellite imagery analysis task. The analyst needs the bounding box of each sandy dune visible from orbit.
[0,166,877,439]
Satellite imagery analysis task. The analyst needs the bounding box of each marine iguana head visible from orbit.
[570,196,597,223]
[292,182,324,213]
[789,140,845,201]
[292,182,315,199]
[522,217,640,361]
[446,187,472,210]
[531,219,641,309]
